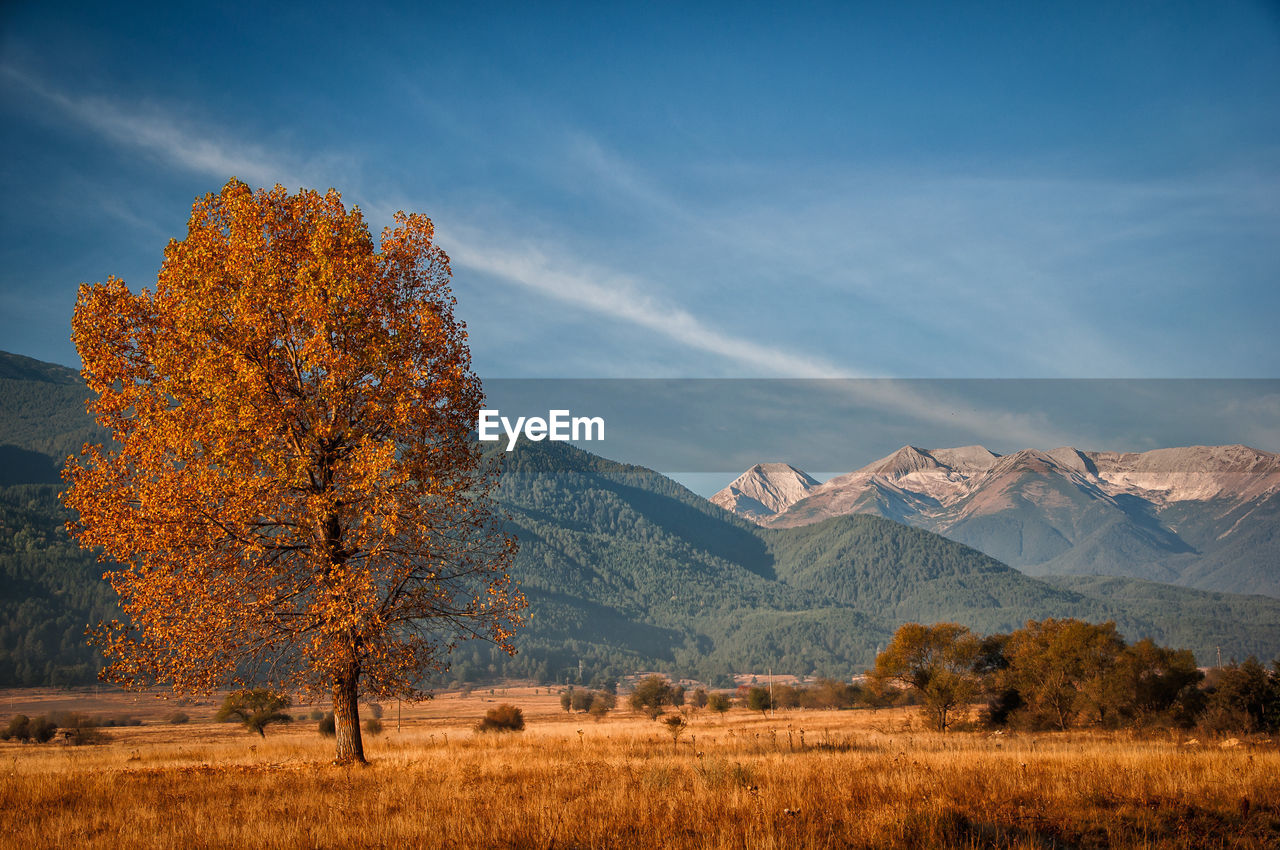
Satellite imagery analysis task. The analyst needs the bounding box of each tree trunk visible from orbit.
[333,671,365,765]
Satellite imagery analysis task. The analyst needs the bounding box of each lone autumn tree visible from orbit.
[63,179,524,765]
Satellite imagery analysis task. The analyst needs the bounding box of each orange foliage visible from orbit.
[63,179,524,762]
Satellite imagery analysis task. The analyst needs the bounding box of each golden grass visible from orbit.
[1,689,1277,849]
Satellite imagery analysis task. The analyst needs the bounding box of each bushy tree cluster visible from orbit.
[559,686,617,718]
[1,711,114,744]
[2,713,57,743]
[873,619,1280,733]
[763,678,867,710]
[1199,657,1280,733]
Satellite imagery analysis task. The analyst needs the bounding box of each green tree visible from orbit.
[215,689,292,737]
[1105,639,1203,726]
[571,689,595,712]
[628,675,673,718]
[871,622,980,731]
[745,686,772,716]
[707,692,731,715]
[28,715,58,743]
[588,692,614,720]
[1202,657,1280,733]
[1002,619,1125,730]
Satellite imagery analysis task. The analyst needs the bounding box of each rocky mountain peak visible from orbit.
[710,462,821,520]
[860,445,942,478]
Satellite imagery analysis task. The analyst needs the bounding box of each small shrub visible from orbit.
[588,693,613,720]
[309,709,325,721]
[475,704,525,733]
[366,702,384,720]
[50,713,105,745]
[29,716,57,743]
[318,712,336,737]
[2,714,31,741]
[707,693,732,714]
[64,723,107,745]
[364,718,384,735]
[982,689,1023,727]
[167,711,190,725]
[661,713,687,750]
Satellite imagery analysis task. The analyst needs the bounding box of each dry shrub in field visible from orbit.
[661,713,687,751]
[2,714,57,743]
[364,718,383,736]
[318,713,336,737]
[475,704,525,732]
[48,713,108,745]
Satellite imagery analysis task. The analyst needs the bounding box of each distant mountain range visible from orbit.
[713,444,1280,597]
[2,349,1278,687]
[488,440,1280,679]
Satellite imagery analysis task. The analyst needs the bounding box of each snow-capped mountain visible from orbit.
[713,445,1280,597]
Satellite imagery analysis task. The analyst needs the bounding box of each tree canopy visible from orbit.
[871,622,980,731]
[63,179,524,763]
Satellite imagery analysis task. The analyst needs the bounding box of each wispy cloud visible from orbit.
[442,227,849,378]
[2,64,330,191]
[434,224,1081,447]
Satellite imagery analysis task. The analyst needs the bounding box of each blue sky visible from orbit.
[2,1,1279,387]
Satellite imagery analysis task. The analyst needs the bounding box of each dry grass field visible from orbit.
[1,687,1277,849]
